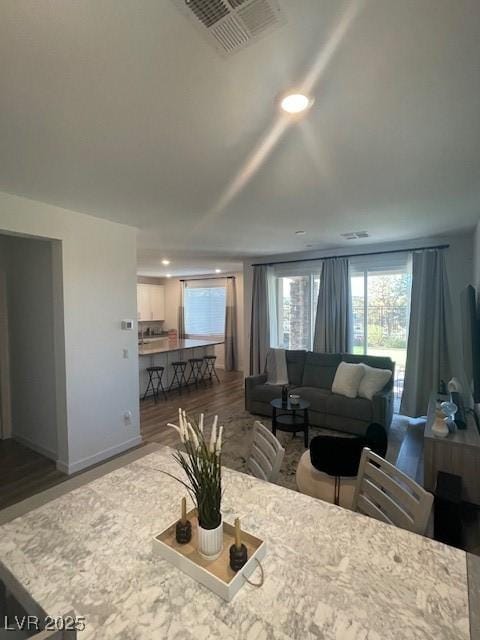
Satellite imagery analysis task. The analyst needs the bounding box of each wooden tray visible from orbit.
[152,509,266,601]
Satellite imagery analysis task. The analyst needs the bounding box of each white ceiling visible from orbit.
[1,0,480,277]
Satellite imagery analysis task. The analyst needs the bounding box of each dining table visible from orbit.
[0,445,476,639]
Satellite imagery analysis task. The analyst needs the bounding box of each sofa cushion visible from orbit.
[250,383,283,404]
[286,350,306,386]
[358,364,392,400]
[342,354,394,390]
[291,386,330,414]
[332,362,365,399]
[327,393,373,422]
[302,352,341,389]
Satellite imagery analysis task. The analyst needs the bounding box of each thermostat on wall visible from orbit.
[121,320,134,330]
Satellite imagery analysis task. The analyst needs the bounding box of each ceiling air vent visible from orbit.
[174,0,284,56]
[341,231,370,240]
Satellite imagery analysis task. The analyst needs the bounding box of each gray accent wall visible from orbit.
[474,220,480,292]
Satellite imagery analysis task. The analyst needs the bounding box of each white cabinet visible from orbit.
[137,284,150,321]
[137,284,165,321]
[150,285,165,320]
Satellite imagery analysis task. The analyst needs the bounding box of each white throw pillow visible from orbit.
[332,362,365,399]
[358,364,392,400]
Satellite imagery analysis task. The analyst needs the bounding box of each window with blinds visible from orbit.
[184,283,226,337]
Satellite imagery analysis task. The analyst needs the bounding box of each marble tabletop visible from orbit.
[0,447,471,639]
[138,338,222,356]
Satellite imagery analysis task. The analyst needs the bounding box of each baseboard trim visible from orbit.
[57,435,143,475]
[12,434,57,461]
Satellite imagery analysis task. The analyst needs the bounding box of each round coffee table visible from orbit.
[271,398,310,448]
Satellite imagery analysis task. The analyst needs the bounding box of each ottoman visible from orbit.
[296,423,388,508]
[296,450,357,508]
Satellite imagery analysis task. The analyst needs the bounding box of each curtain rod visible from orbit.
[251,244,450,267]
[179,275,235,282]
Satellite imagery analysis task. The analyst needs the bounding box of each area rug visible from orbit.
[218,409,409,492]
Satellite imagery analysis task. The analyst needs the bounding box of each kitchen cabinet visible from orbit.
[137,284,165,321]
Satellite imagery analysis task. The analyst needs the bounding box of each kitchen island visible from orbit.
[0,446,474,639]
[138,338,223,396]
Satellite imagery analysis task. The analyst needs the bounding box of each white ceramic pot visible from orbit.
[197,518,223,560]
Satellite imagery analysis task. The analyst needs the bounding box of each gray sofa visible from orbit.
[245,351,395,436]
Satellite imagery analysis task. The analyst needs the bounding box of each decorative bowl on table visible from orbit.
[289,394,301,406]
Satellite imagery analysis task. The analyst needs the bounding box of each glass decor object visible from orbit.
[441,401,457,426]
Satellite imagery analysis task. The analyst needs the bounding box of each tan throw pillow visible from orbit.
[332,362,365,399]
[358,364,392,400]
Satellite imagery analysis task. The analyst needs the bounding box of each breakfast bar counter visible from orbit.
[138,337,223,356]
[0,447,473,639]
[138,338,223,395]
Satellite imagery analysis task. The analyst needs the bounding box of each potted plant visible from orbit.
[168,409,224,559]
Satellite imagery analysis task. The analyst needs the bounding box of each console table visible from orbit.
[424,393,480,505]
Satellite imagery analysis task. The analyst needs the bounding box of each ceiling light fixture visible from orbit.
[295,230,306,236]
[161,259,170,266]
[280,93,313,115]
[215,269,222,273]
[166,274,172,278]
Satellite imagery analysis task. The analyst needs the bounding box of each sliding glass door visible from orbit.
[350,254,412,412]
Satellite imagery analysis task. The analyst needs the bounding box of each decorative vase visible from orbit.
[432,418,449,438]
[197,518,223,560]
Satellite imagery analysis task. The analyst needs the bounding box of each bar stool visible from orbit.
[187,358,204,388]
[202,355,220,384]
[143,366,167,402]
[169,361,189,394]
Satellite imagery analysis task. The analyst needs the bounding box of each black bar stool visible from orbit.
[202,355,220,383]
[187,358,204,388]
[169,361,189,394]
[143,366,167,402]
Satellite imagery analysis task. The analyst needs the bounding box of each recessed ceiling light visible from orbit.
[215,269,222,273]
[161,259,170,266]
[166,273,172,278]
[295,230,306,236]
[280,93,313,114]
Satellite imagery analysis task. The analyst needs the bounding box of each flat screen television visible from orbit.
[461,285,480,404]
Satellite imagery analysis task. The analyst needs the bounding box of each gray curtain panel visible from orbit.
[224,277,237,371]
[178,280,186,338]
[249,265,270,375]
[313,258,350,353]
[400,249,453,417]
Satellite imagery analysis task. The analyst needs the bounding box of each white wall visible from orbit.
[243,232,474,378]
[162,273,245,372]
[1,235,58,458]
[0,191,140,473]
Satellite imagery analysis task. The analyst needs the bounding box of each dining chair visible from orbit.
[247,421,285,483]
[352,447,433,535]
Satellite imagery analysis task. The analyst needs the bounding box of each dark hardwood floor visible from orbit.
[141,370,244,447]
[0,438,66,511]
[0,371,244,510]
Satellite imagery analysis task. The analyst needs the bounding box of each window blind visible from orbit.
[184,284,226,336]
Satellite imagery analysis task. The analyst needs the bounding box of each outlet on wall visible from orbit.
[123,410,132,425]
